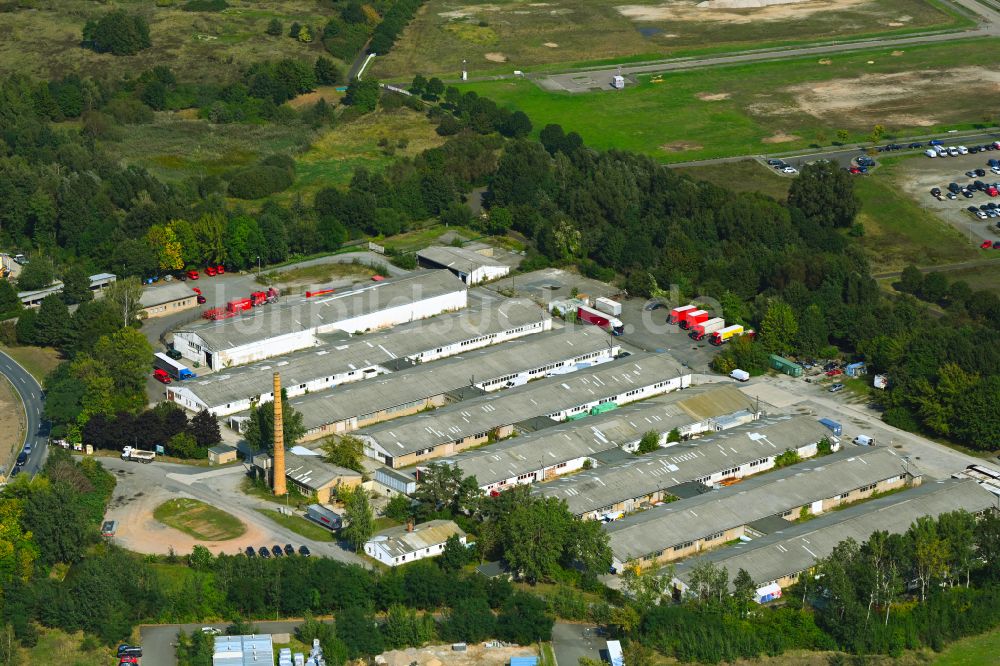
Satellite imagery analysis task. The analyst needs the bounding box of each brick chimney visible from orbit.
[406,518,414,532]
[272,372,286,496]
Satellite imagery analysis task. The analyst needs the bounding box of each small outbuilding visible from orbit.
[364,519,466,566]
[416,245,510,285]
[140,282,198,318]
[207,444,238,465]
[252,450,362,503]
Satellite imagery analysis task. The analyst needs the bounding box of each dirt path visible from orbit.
[0,373,25,478]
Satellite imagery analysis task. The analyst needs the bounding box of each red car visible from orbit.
[215,264,225,274]
[825,368,843,377]
[197,295,207,304]
[187,269,199,280]
[982,241,993,249]
[205,266,217,277]
[153,369,172,384]
[191,287,202,295]
[849,167,861,174]
[119,658,139,665]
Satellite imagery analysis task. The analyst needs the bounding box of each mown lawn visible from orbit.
[931,628,1000,665]
[0,343,64,383]
[256,508,337,542]
[461,39,1000,164]
[153,498,247,541]
[675,160,792,201]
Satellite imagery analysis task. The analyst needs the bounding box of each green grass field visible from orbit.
[0,0,335,82]
[460,39,1000,164]
[372,0,967,79]
[675,160,792,200]
[256,508,337,542]
[153,498,247,541]
[931,262,1000,295]
[0,343,64,383]
[931,628,1000,664]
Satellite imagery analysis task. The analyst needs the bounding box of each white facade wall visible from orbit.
[480,455,590,494]
[316,290,467,336]
[364,535,467,566]
[411,317,551,363]
[549,374,691,421]
[173,328,318,370]
[692,440,824,487]
[468,264,511,285]
[476,346,617,392]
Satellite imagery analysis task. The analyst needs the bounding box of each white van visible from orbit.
[730,369,750,382]
[852,435,875,446]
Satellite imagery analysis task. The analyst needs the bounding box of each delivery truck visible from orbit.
[709,324,744,346]
[121,446,156,463]
[594,297,622,317]
[690,317,725,341]
[577,305,624,335]
[668,304,696,325]
[153,352,196,380]
[729,369,750,382]
[679,309,709,330]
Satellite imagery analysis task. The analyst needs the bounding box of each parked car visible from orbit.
[826,368,844,377]
[829,383,846,393]
[201,627,222,636]
[947,193,958,200]
[187,269,199,280]
[976,168,987,177]
[284,544,295,556]
[782,166,798,174]
[196,295,206,304]
[205,266,217,277]
[271,545,283,557]
[153,369,171,384]
[909,142,923,149]
[216,265,226,274]
[166,348,183,360]
[245,546,256,557]
[994,241,1000,249]
[298,545,311,557]
[981,241,993,249]
[258,546,270,558]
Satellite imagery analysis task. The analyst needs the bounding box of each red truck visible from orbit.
[668,304,696,325]
[227,298,252,313]
[689,317,726,341]
[153,368,172,384]
[679,309,709,330]
[250,287,280,306]
[577,305,624,336]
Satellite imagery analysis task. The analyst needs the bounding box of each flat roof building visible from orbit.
[166,298,551,415]
[254,327,620,441]
[172,270,468,370]
[364,519,467,566]
[417,245,511,285]
[141,282,198,318]
[537,415,835,520]
[213,634,274,666]
[356,353,691,468]
[440,385,758,493]
[606,447,918,571]
[671,479,997,600]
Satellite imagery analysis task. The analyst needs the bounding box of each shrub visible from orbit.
[83,11,151,56]
[182,0,229,10]
[227,165,294,199]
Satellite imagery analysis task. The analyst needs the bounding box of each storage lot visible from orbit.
[897,148,1000,245]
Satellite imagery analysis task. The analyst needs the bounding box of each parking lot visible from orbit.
[897,146,1000,246]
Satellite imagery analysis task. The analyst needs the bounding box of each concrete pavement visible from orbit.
[0,349,49,479]
[140,620,313,666]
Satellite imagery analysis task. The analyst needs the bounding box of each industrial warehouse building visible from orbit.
[440,385,758,493]
[212,634,274,666]
[355,353,691,468]
[249,327,621,441]
[172,270,468,370]
[251,449,362,503]
[416,245,511,285]
[18,272,117,307]
[606,447,918,572]
[364,519,467,566]
[165,298,550,415]
[537,415,836,520]
[140,282,199,318]
[671,479,997,602]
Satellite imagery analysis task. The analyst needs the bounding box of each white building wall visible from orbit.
[411,317,550,363]
[318,290,467,336]
[468,264,510,285]
[550,374,691,421]
[476,346,619,392]
[364,536,466,567]
[480,456,590,493]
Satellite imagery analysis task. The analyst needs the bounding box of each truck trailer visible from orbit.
[121,446,156,463]
[690,317,725,341]
[709,324,744,346]
[594,297,622,317]
[153,352,196,380]
[668,304,696,325]
[679,309,709,330]
[818,418,843,436]
[577,305,624,335]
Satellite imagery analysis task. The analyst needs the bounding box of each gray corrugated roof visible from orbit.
[140,282,196,308]
[537,415,831,516]
[672,479,996,589]
[367,519,465,558]
[174,298,548,408]
[283,451,360,490]
[358,353,688,457]
[606,447,913,561]
[418,245,507,272]
[176,270,466,351]
[441,385,755,486]
[284,327,615,431]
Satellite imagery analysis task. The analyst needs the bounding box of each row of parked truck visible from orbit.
[667,305,754,345]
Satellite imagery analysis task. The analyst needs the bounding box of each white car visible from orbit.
[201,627,222,635]
[924,149,937,158]
[957,145,968,154]
[948,147,959,156]
[782,166,798,174]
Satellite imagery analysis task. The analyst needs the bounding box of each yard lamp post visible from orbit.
[256,255,261,279]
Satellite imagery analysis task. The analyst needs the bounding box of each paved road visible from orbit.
[0,349,49,479]
[551,622,603,666]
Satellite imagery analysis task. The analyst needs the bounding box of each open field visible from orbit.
[676,160,792,200]
[371,0,967,78]
[153,498,247,541]
[0,373,24,479]
[15,627,117,666]
[0,0,334,82]
[0,343,63,383]
[258,261,379,289]
[257,508,337,542]
[930,627,1000,664]
[460,39,1000,163]
[934,262,1000,294]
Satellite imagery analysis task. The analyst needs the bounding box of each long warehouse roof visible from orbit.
[175,269,467,350]
[173,297,548,408]
[672,479,996,589]
[283,326,617,431]
[358,353,688,457]
[605,447,912,562]
[537,415,832,515]
[442,385,755,487]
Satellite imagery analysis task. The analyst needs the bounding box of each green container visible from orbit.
[768,354,803,377]
[590,402,619,416]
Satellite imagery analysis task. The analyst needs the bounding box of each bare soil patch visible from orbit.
[485,52,508,62]
[818,58,832,64]
[661,141,704,152]
[287,86,345,109]
[616,0,868,24]
[763,131,801,143]
[378,643,537,666]
[891,50,905,56]
[543,42,559,47]
[697,92,731,100]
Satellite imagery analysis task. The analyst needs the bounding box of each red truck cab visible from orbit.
[187,269,199,280]
[153,369,172,384]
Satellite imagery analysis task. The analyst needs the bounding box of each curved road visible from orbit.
[0,350,49,478]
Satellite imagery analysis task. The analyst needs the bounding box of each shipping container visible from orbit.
[769,354,803,377]
[818,418,842,436]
